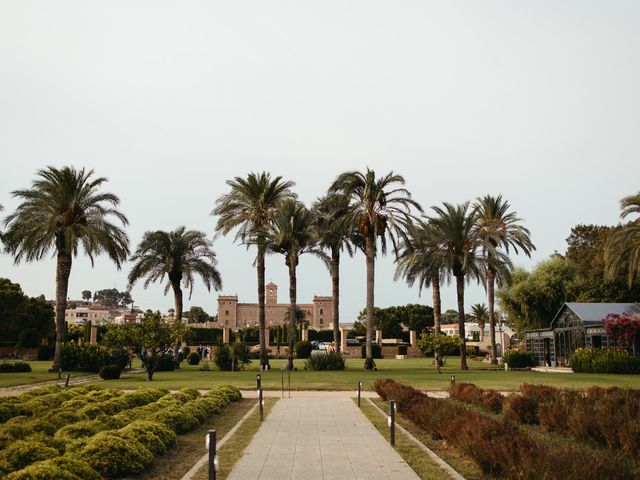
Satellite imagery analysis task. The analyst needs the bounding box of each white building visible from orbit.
[65,307,110,325]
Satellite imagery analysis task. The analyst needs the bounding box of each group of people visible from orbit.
[196,345,210,360]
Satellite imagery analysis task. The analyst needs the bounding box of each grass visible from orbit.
[0,360,95,388]
[356,398,451,480]
[372,398,483,480]
[130,397,260,480]
[3,357,640,391]
[194,398,277,480]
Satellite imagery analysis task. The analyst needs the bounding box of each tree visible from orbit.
[312,193,357,352]
[474,195,535,363]
[187,306,211,324]
[330,169,421,369]
[93,288,132,308]
[470,303,488,341]
[3,166,129,371]
[395,219,450,333]
[428,202,484,370]
[606,192,640,288]
[355,304,434,338]
[213,172,295,369]
[497,256,581,334]
[266,199,319,370]
[102,311,188,381]
[0,278,54,345]
[81,290,92,301]
[128,227,222,353]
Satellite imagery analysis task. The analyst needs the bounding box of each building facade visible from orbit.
[217,282,334,330]
[65,307,111,325]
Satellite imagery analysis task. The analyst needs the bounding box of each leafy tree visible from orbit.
[356,304,434,338]
[606,192,640,288]
[312,193,357,352]
[102,311,188,381]
[428,202,484,370]
[330,169,421,369]
[497,256,581,334]
[0,279,54,345]
[213,172,295,368]
[93,288,132,308]
[442,309,458,324]
[266,199,320,370]
[475,195,534,363]
[81,290,92,301]
[2,166,129,371]
[128,227,222,353]
[187,306,211,324]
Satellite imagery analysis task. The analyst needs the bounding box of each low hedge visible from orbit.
[503,350,534,369]
[571,347,640,374]
[449,382,504,413]
[80,431,154,477]
[294,341,313,359]
[99,365,121,380]
[0,363,32,373]
[306,352,345,371]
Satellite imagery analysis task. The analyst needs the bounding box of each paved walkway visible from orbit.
[227,396,420,480]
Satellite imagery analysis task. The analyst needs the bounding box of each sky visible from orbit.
[1,1,639,324]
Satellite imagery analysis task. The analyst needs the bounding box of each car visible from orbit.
[318,342,329,351]
[346,338,360,346]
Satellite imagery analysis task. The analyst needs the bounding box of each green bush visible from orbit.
[37,345,54,361]
[360,343,382,359]
[416,333,462,356]
[294,341,313,359]
[187,351,201,365]
[570,348,640,374]
[306,352,345,371]
[155,354,176,372]
[503,350,534,369]
[0,439,59,472]
[107,348,130,370]
[0,363,32,373]
[5,462,81,480]
[81,431,153,477]
[61,343,109,373]
[213,345,237,371]
[98,365,121,380]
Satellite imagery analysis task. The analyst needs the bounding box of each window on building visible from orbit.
[320,308,323,314]
[225,310,229,316]
[319,318,323,325]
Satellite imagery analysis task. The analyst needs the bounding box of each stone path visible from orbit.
[227,395,420,480]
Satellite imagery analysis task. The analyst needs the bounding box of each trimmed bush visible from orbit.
[503,350,534,369]
[294,341,312,359]
[5,462,81,480]
[0,363,32,373]
[187,351,201,365]
[81,431,153,477]
[305,352,345,371]
[213,345,237,371]
[98,365,121,380]
[0,439,59,472]
[360,343,382,359]
[155,354,176,372]
[37,345,54,361]
[61,343,109,373]
[571,347,640,374]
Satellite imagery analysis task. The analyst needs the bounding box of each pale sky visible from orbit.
[1,1,639,323]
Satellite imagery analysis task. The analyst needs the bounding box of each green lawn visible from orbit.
[3,357,638,391]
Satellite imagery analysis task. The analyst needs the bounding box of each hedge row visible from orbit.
[374,379,635,479]
[449,382,505,413]
[0,363,32,373]
[3,385,241,479]
[571,348,640,374]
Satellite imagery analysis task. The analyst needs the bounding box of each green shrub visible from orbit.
[37,345,54,361]
[61,343,109,373]
[155,354,176,371]
[187,352,201,365]
[98,364,121,380]
[503,350,534,368]
[107,348,130,370]
[118,425,166,456]
[213,345,237,371]
[360,343,382,359]
[306,352,345,370]
[294,341,313,359]
[0,363,32,373]
[416,332,462,356]
[121,420,176,449]
[5,462,81,480]
[81,431,153,477]
[571,348,640,374]
[0,439,59,472]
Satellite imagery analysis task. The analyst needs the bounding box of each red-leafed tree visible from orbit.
[604,313,640,349]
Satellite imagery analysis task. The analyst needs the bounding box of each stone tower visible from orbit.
[266,282,278,305]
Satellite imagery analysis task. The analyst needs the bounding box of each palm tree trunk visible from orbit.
[487,268,498,364]
[171,281,184,356]
[287,256,297,370]
[52,251,72,371]
[331,249,340,352]
[365,234,376,370]
[257,244,269,368]
[431,274,441,334]
[456,274,468,370]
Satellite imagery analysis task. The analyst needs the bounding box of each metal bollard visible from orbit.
[256,374,261,390]
[64,374,70,387]
[357,381,362,407]
[280,365,284,398]
[259,387,264,421]
[206,430,217,480]
[58,368,62,380]
[450,375,456,384]
[389,400,396,447]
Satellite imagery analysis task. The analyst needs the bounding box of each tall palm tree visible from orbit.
[3,166,129,371]
[474,195,534,363]
[394,219,450,334]
[428,202,484,370]
[330,169,421,369]
[127,227,222,345]
[312,193,357,351]
[606,191,640,287]
[266,200,319,369]
[213,172,295,368]
[470,303,488,342]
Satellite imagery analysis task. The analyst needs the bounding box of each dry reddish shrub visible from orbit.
[504,395,539,424]
[449,382,504,413]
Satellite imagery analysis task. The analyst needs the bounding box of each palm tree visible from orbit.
[266,199,319,370]
[312,193,357,351]
[428,202,484,370]
[3,166,129,371]
[606,191,640,287]
[330,169,421,369]
[394,219,450,334]
[470,303,488,342]
[127,227,222,345]
[474,195,534,363]
[213,172,295,369]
